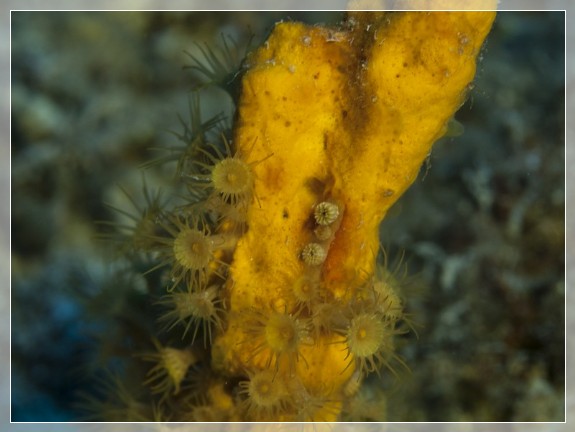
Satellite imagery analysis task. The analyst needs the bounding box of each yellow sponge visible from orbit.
[211,11,495,421]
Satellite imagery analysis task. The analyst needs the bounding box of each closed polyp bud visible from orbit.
[314,225,332,241]
[314,201,339,226]
[301,243,327,266]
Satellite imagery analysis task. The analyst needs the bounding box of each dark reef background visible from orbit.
[10,11,565,422]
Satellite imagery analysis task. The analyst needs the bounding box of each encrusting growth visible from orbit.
[91,10,496,422]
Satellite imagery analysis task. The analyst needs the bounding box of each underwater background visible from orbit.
[10,10,565,422]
